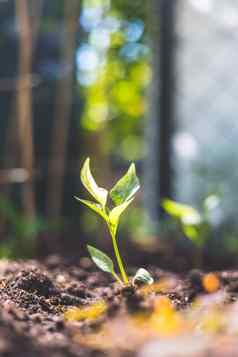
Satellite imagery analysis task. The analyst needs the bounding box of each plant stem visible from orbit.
[103,207,129,285]
[111,232,129,285]
[112,271,123,285]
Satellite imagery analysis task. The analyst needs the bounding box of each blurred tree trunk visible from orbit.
[144,0,176,222]
[47,0,80,219]
[15,0,35,217]
[4,1,43,190]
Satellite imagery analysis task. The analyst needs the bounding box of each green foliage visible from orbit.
[162,200,201,225]
[162,195,220,247]
[0,196,48,259]
[76,157,153,285]
[162,199,202,245]
[79,0,149,161]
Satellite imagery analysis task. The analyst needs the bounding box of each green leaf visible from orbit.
[74,197,108,221]
[110,163,140,205]
[80,158,108,207]
[182,224,200,243]
[133,268,154,286]
[162,199,201,225]
[87,245,115,274]
[108,198,134,236]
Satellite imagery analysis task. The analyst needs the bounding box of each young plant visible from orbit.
[162,195,220,247]
[162,195,220,266]
[75,158,153,286]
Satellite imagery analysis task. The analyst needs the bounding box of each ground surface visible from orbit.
[1,257,238,356]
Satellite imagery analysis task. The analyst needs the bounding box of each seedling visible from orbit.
[162,196,220,267]
[75,158,153,286]
[162,195,220,247]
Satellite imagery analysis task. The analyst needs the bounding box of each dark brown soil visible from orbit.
[0,257,238,356]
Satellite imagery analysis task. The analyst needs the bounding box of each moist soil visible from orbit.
[1,257,238,356]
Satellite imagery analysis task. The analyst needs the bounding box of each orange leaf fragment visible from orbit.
[139,279,177,297]
[64,300,107,322]
[148,297,188,336]
[202,273,220,293]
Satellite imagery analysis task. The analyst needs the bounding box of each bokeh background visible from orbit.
[0,0,238,270]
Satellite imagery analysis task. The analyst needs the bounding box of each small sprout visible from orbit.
[162,199,201,225]
[162,197,216,247]
[133,268,154,286]
[162,199,202,244]
[202,273,220,293]
[75,157,153,286]
[162,199,202,242]
[162,197,221,267]
[64,300,107,322]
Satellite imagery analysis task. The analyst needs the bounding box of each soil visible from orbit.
[1,257,238,356]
